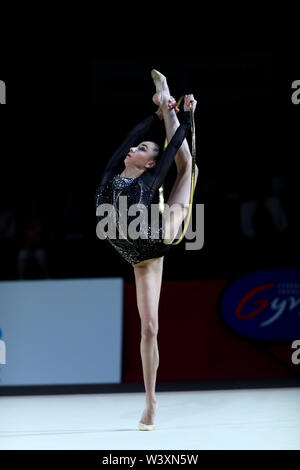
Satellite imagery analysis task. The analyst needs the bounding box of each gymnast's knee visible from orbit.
[141,321,158,339]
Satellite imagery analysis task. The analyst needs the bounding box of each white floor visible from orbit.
[0,388,299,450]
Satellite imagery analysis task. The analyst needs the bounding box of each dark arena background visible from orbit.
[0,53,300,452]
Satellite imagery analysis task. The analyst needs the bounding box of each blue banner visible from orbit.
[220,268,300,340]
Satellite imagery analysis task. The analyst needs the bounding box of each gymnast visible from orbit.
[95,70,198,430]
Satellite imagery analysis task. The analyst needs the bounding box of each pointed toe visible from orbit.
[138,422,156,431]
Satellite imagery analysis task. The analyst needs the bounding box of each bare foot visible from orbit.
[140,399,158,426]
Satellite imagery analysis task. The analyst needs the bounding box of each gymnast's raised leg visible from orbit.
[154,76,199,244]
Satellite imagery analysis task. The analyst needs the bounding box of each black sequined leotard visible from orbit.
[95,111,191,265]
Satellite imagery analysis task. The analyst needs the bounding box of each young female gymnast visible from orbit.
[95,70,198,430]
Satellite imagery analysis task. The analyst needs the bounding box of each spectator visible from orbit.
[240,175,288,239]
[0,205,16,241]
[264,176,288,233]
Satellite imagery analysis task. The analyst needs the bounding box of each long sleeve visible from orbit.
[141,111,191,192]
[97,113,158,189]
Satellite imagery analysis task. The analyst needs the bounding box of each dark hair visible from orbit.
[150,142,160,161]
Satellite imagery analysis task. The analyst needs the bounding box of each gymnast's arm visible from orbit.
[97,113,159,189]
[141,111,191,192]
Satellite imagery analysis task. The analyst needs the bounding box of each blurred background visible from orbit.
[0,53,299,392]
[1,53,298,282]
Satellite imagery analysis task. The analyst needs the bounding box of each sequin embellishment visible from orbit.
[113,175,135,190]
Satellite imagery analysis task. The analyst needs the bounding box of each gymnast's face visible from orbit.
[125,142,157,170]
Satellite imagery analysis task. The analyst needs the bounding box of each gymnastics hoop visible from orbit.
[158,96,197,245]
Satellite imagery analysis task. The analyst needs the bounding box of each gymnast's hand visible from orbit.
[184,94,197,112]
[155,96,179,120]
